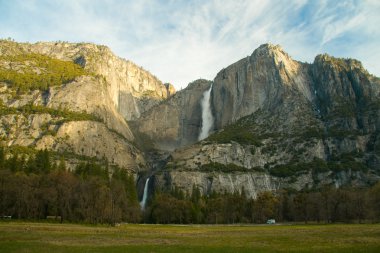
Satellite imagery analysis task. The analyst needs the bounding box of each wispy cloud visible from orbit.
[0,0,379,89]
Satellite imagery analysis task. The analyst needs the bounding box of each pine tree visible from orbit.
[35,149,51,173]
[58,156,66,171]
[0,147,4,169]
[125,173,138,205]
[7,154,19,172]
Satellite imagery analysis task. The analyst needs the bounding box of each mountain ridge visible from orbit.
[149,43,380,197]
[1,39,379,199]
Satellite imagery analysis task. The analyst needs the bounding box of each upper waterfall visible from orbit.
[198,84,214,140]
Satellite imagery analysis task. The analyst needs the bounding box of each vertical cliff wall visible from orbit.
[211,44,314,129]
[133,79,212,150]
[153,44,380,197]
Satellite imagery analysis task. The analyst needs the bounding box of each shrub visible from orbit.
[0,103,100,122]
[207,124,263,146]
[200,162,249,173]
[269,157,369,178]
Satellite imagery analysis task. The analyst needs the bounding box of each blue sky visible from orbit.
[1,0,379,90]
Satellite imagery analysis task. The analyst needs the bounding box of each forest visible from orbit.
[0,146,379,225]
[0,147,141,224]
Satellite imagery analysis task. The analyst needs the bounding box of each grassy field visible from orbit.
[0,222,379,252]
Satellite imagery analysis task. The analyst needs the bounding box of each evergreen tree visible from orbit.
[7,154,19,172]
[125,173,139,205]
[58,156,66,171]
[0,147,4,169]
[35,149,51,173]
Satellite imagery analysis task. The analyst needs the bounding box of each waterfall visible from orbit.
[140,177,150,210]
[198,84,214,140]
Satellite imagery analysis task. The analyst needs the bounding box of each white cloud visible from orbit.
[0,0,379,89]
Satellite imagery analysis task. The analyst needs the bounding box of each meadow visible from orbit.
[0,222,380,252]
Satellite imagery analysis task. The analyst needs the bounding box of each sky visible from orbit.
[1,0,379,90]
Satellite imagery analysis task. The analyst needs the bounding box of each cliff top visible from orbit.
[314,53,367,73]
[0,39,166,85]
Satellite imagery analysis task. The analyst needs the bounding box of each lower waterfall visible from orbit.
[140,177,150,210]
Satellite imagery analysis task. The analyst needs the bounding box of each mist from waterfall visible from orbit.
[140,177,150,210]
[198,84,214,140]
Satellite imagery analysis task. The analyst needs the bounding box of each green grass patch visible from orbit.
[0,222,379,253]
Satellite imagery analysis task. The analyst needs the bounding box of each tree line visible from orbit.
[1,146,379,225]
[0,147,141,224]
[143,183,380,224]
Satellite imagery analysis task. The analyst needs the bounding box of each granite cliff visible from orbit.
[0,40,174,171]
[132,79,212,151]
[149,44,380,198]
[1,40,379,199]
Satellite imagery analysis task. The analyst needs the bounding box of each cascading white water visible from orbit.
[198,84,214,140]
[140,177,150,210]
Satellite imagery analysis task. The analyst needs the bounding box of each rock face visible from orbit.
[211,43,380,131]
[47,76,134,141]
[154,170,280,199]
[133,79,212,150]
[151,44,380,197]
[153,140,379,198]
[153,168,379,199]
[1,40,380,198]
[1,40,175,120]
[36,121,144,170]
[211,44,314,129]
[0,40,176,170]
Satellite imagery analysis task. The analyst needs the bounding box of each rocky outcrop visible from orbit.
[154,168,379,199]
[211,44,314,129]
[154,170,280,199]
[46,76,134,141]
[36,121,144,171]
[133,79,212,150]
[30,42,175,120]
[0,110,145,170]
[0,40,168,170]
[0,113,53,147]
[0,40,175,120]
[154,135,378,198]
[311,54,380,134]
[211,43,380,132]
[166,141,325,171]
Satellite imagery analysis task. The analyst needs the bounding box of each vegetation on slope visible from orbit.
[269,154,369,178]
[0,102,99,122]
[207,122,263,146]
[204,95,376,177]
[0,52,88,92]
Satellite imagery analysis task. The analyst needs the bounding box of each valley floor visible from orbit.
[0,222,379,252]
